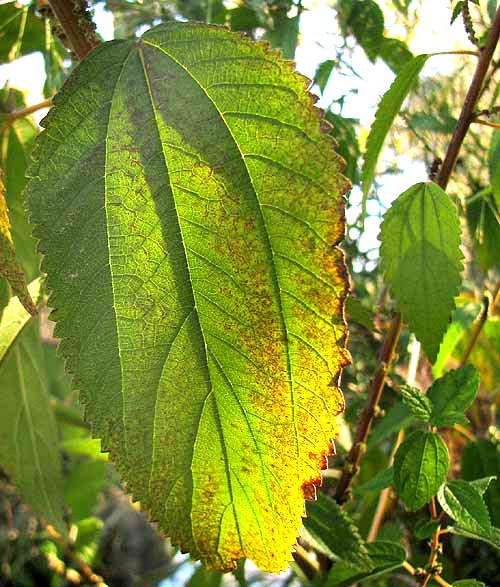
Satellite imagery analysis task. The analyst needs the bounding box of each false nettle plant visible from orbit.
[1,1,500,586]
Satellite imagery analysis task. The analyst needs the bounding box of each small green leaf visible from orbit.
[449,524,500,553]
[326,541,406,587]
[438,480,491,534]
[400,385,432,422]
[451,1,464,24]
[362,54,430,210]
[428,366,479,427]
[394,430,449,511]
[378,37,413,74]
[353,467,393,495]
[304,493,371,568]
[453,581,489,587]
[379,182,463,363]
[314,60,336,95]
[345,296,375,331]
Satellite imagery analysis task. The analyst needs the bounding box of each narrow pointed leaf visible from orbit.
[400,385,432,422]
[0,279,65,533]
[393,430,449,511]
[25,23,350,572]
[379,182,463,362]
[361,54,430,212]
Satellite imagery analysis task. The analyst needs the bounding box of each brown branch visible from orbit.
[437,3,500,189]
[4,98,52,123]
[47,0,99,61]
[335,313,402,504]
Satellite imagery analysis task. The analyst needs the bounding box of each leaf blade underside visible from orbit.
[25,23,350,573]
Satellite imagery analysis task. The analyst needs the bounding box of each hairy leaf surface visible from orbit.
[379,182,463,363]
[25,23,349,572]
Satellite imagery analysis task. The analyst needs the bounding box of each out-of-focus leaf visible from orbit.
[379,37,413,74]
[488,0,498,21]
[369,401,413,445]
[64,459,110,522]
[394,430,449,511]
[400,385,432,422]
[263,12,299,59]
[61,437,108,461]
[303,493,371,568]
[461,318,500,392]
[490,130,500,209]
[414,518,440,540]
[25,23,350,572]
[462,439,500,527]
[325,111,360,185]
[466,188,500,271]
[228,6,262,31]
[0,87,39,281]
[0,2,45,62]
[427,366,479,428]
[187,566,224,587]
[349,0,384,61]
[345,296,375,331]
[433,303,478,377]
[326,541,406,586]
[362,54,430,209]
[73,517,104,564]
[314,60,336,95]
[0,282,64,533]
[380,182,463,363]
[353,467,393,495]
[0,177,35,314]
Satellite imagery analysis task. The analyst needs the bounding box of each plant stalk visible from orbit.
[47,0,99,61]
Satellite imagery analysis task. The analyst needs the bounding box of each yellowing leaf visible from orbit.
[0,174,36,314]
[25,23,350,572]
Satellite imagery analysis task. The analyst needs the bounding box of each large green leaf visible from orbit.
[361,54,430,210]
[379,182,463,363]
[0,279,65,533]
[25,23,349,572]
[393,429,449,511]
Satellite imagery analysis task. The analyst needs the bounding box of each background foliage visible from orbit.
[1,0,500,586]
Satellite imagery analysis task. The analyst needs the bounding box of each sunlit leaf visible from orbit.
[400,385,432,422]
[25,23,349,572]
[379,182,463,363]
